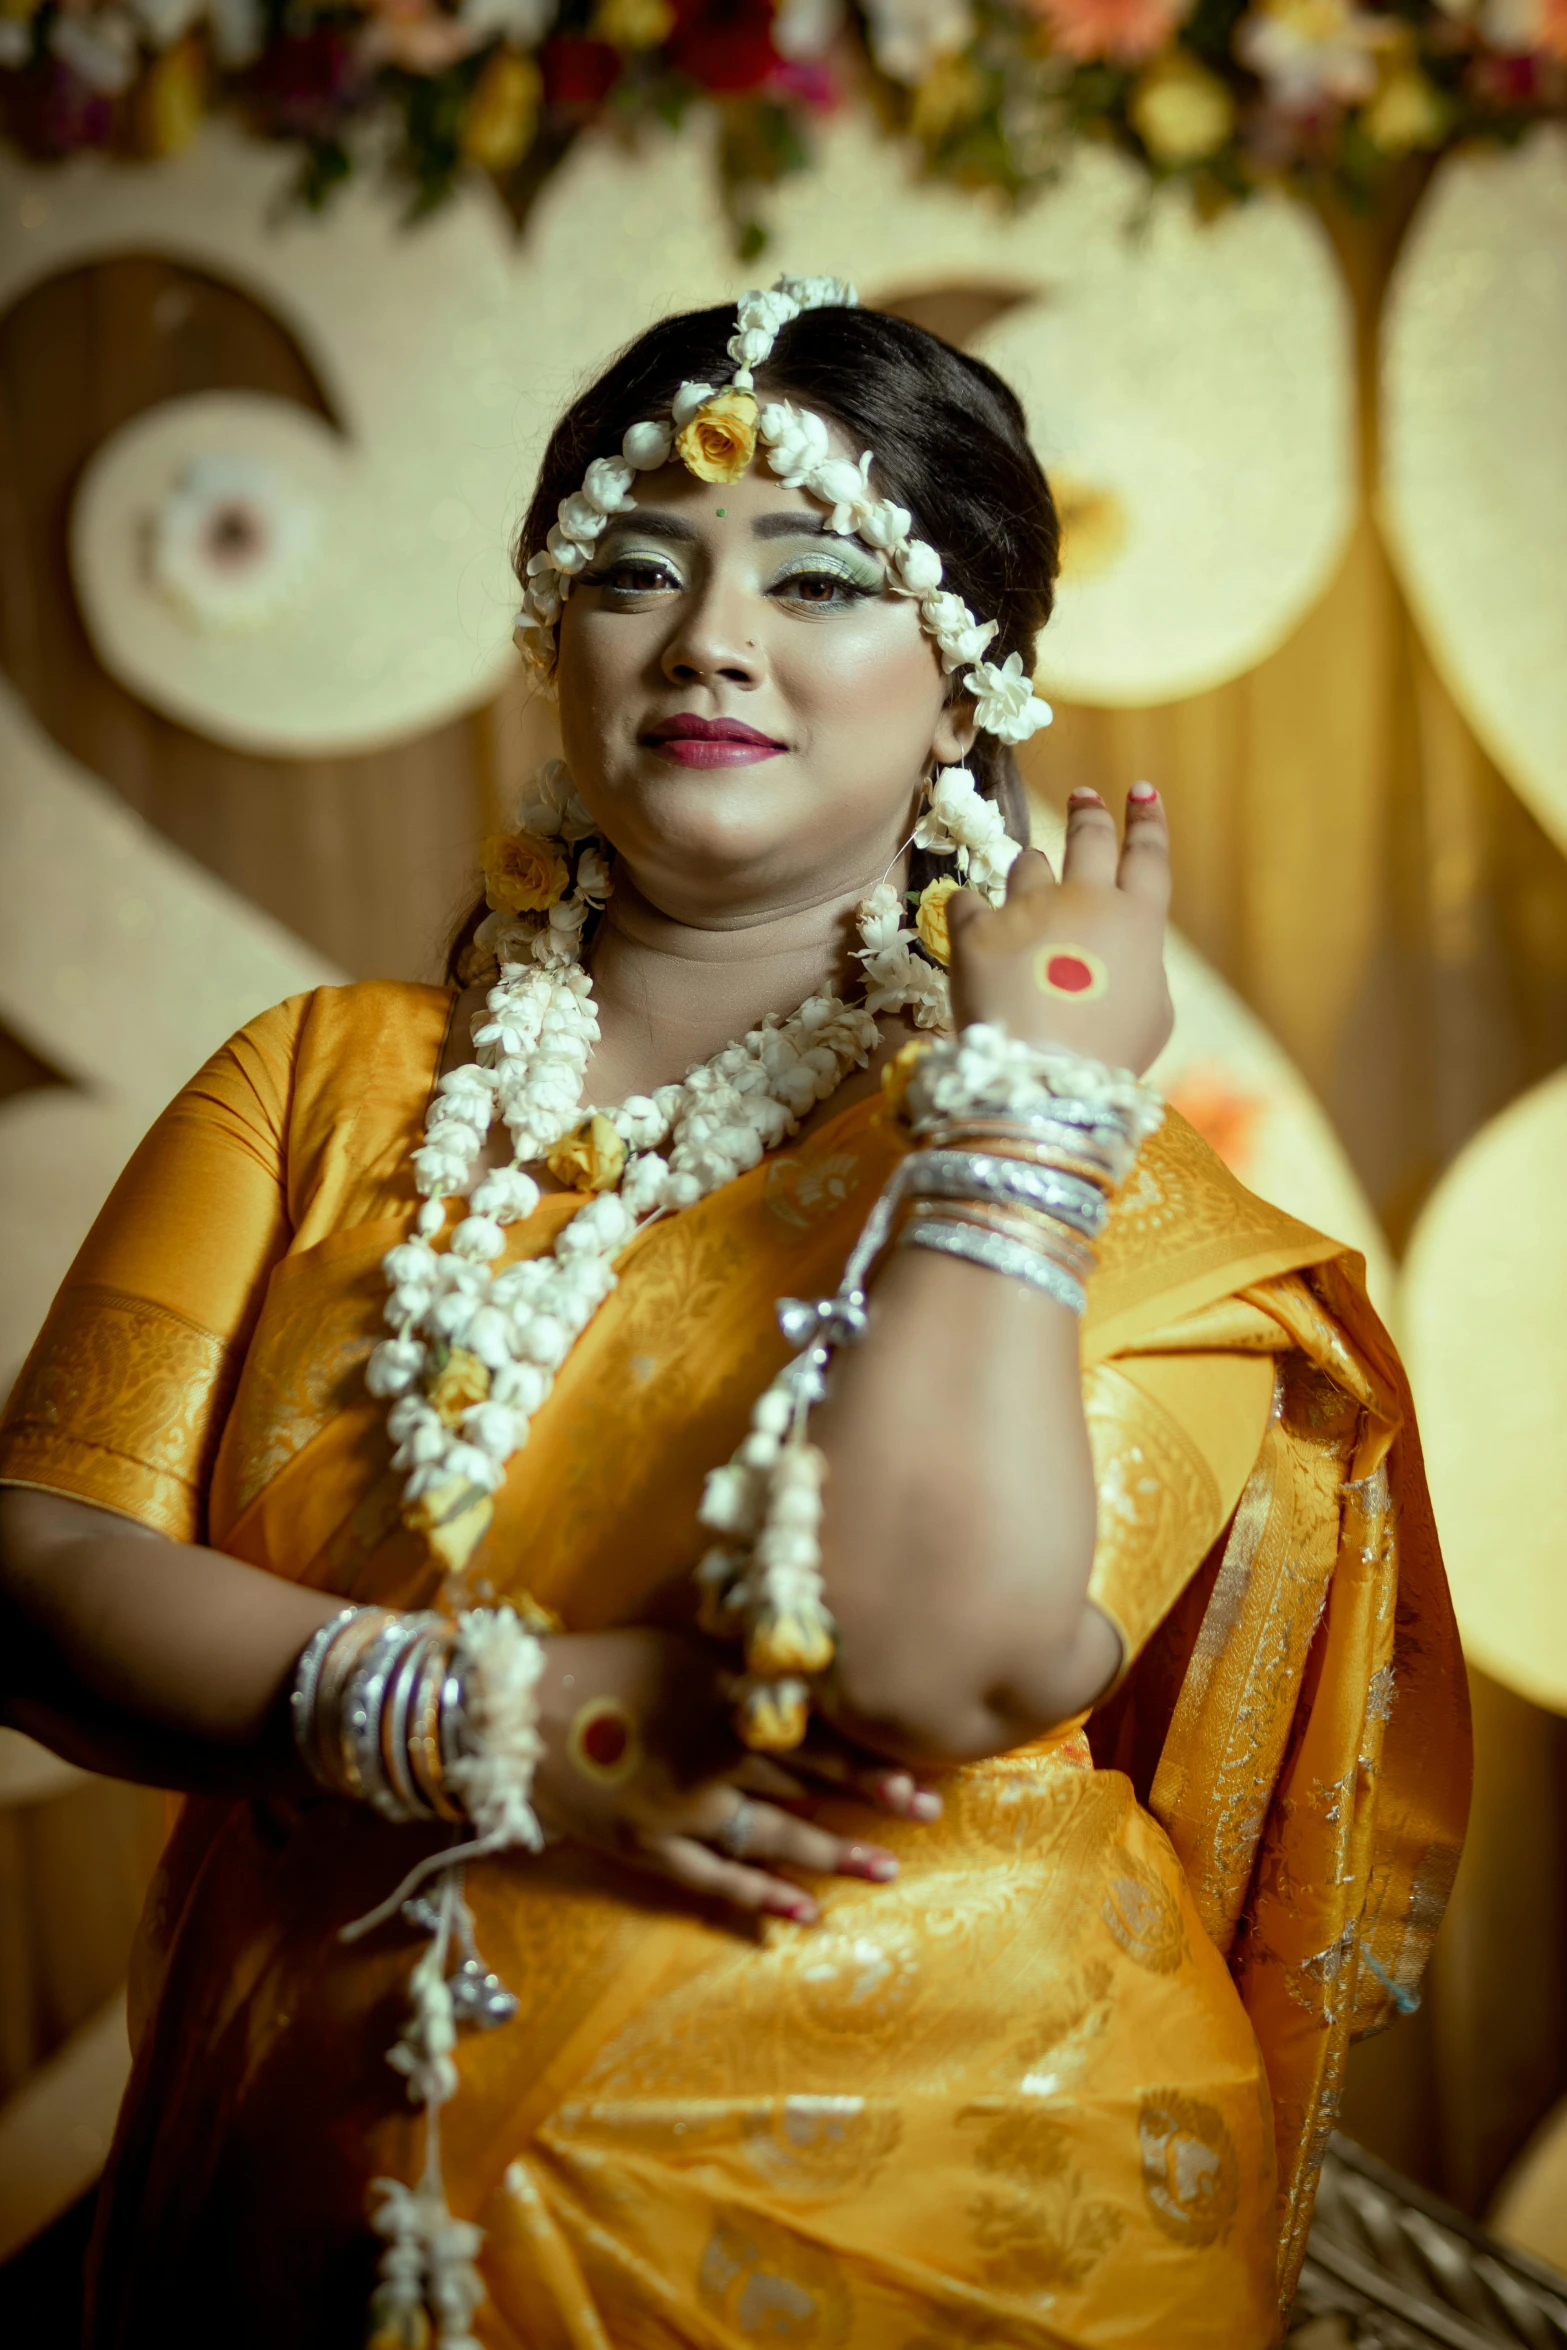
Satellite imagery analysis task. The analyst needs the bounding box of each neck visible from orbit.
[582,861,891,1102]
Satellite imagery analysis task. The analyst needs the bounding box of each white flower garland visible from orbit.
[512,274,1055,751]
[366,756,1014,1562]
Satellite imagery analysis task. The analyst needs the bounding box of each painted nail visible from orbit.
[909,1791,943,1821]
[1067,788,1104,806]
[876,1772,915,1811]
[1128,781,1159,803]
[840,1846,899,1882]
[778,1893,820,1924]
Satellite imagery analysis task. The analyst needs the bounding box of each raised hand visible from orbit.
[947,784,1173,1076]
[531,1628,939,1926]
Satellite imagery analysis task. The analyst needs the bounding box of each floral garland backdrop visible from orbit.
[0,0,1561,243]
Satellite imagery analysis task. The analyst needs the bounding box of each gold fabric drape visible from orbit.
[0,983,1465,2345]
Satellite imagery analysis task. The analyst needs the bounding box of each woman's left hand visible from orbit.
[946,784,1173,1076]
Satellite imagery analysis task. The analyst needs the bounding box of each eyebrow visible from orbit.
[598,508,836,543]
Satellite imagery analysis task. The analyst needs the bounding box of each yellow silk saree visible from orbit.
[0,983,1469,2350]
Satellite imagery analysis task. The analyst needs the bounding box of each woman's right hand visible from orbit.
[532,1628,939,1924]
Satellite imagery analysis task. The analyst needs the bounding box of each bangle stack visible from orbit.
[289,1602,546,1841]
[885,1023,1164,1318]
[896,1141,1109,1315]
[289,1603,548,2350]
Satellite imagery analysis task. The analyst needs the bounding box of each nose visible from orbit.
[659,574,763,694]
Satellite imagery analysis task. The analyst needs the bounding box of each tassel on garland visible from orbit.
[365,1873,492,2350]
[698,1376,837,1751]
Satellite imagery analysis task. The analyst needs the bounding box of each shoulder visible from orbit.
[196,982,451,1174]
[225,980,452,1092]
[1087,1108,1342,1356]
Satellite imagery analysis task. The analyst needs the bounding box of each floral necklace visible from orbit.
[367,755,1019,1728]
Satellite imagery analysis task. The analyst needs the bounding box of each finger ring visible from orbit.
[715,1794,759,1859]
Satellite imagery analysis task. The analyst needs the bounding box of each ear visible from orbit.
[931,694,977,768]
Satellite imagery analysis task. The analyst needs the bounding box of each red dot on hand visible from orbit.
[580,1708,630,1769]
[1045,953,1095,994]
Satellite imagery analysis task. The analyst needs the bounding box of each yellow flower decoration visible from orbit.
[1130,51,1235,166]
[915,875,962,967]
[1363,64,1448,155]
[482,830,568,916]
[880,1038,931,1123]
[676,388,759,485]
[460,49,541,174]
[546,1112,628,1194]
[593,0,674,45]
[428,1346,491,1427]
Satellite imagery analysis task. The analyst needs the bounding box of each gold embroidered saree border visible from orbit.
[0,1283,241,1544]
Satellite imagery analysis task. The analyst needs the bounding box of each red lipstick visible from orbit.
[642,712,785,768]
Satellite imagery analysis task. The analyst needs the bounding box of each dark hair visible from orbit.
[447,301,1059,982]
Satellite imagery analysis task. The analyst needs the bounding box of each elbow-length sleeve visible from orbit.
[0,996,309,1542]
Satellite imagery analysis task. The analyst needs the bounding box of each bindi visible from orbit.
[1035,943,1109,1002]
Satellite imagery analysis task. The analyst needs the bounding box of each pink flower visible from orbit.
[1028,0,1189,65]
[358,0,484,74]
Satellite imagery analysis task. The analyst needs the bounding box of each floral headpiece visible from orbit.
[513,275,1054,749]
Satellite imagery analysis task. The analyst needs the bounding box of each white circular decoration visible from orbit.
[1381,128,1567,854]
[1,125,536,757]
[1400,1070,1567,1716]
[144,451,321,634]
[764,119,1357,706]
[71,397,342,724]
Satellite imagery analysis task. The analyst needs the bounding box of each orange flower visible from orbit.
[546,1113,628,1194]
[914,875,961,966]
[1028,0,1187,64]
[482,830,568,915]
[676,388,759,484]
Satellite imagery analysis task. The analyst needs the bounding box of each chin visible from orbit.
[609,766,829,888]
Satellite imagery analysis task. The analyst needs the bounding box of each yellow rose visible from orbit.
[1363,66,1448,155]
[1130,52,1235,165]
[675,389,760,486]
[545,1112,628,1194]
[460,49,541,174]
[911,54,986,142]
[593,0,674,45]
[134,39,205,158]
[428,1345,491,1427]
[915,875,962,967]
[482,829,568,915]
[880,1037,930,1123]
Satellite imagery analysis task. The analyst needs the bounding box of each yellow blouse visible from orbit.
[0,983,1468,2350]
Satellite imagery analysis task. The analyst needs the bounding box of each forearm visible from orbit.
[0,1489,343,1793]
[816,1249,1116,1763]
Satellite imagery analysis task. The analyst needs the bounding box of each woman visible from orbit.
[0,281,1466,2350]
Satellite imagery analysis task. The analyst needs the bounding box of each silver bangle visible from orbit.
[898,1214,1088,1316]
[919,1119,1120,1185]
[289,1608,367,1789]
[380,1623,445,1821]
[904,1149,1108,1239]
[345,1617,440,1821]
